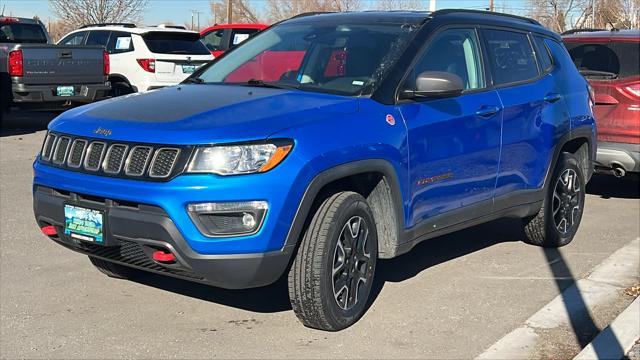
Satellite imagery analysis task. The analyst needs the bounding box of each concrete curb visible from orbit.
[476,238,640,360]
[573,297,640,360]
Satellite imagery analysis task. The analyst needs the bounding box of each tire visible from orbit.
[288,191,378,331]
[88,256,137,279]
[110,81,134,97]
[523,152,586,247]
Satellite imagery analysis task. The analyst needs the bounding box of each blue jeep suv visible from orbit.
[33,10,596,330]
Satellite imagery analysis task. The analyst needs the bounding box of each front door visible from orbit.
[398,28,503,227]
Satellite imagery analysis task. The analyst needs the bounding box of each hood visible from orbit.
[50,85,359,145]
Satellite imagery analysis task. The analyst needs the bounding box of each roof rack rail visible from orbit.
[290,12,334,19]
[431,9,541,26]
[155,24,187,29]
[561,28,618,35]
[80,23,137,29]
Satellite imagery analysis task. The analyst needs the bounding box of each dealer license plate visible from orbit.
[64,205,104,244]
[56,86,75,97]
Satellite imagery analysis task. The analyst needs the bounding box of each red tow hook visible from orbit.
[152,250,176,263]
[41,225,57,236]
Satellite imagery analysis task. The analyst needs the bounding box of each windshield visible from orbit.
[143,32,210,55]
[195,22,418,96]
[0,23,48,43]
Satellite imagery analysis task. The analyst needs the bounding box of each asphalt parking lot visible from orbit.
[1,110,639,359]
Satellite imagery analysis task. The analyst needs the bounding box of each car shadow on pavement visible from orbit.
[543,248,623,355]
[131,218,525,314]
[0,110,58,137]
[587,174,640,199]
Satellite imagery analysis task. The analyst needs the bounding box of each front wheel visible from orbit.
[288,191,378,331]
[523,152,586,247]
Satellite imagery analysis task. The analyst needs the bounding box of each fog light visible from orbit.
[187,201,267,237]
[242,213,256,228]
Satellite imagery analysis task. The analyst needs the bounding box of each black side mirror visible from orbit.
[401,71,464,99]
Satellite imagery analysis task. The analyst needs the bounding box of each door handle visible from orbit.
[544,93,562,103]
[475,106,501,118]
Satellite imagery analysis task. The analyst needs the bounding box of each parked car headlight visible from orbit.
[186,141,292,175]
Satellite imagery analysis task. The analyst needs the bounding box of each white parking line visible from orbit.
[476,238,640,360]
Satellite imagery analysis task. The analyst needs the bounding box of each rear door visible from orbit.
[105,31,135,76]
[142,31,213,82]
[482,29,570,198]
[399,28,503,226]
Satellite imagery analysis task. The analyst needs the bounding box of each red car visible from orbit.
[200,23,268,57]
[563,29,640,177]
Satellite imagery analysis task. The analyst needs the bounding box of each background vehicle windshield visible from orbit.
[143,32,210,55]
[0,23,47,43]
[196,22,418,96]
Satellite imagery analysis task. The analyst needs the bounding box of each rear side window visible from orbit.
[0,23,48,43]
[564,41,640,79]
[86,31,110,48]
[143,32,210,55]
[107,31,134,54]
[201,29,225,51]
[484,29,539,85]
[59,31,86,45]
[230,28,259,46]
[534,36,553,72]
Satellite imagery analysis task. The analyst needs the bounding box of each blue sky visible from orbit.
[1,0,530,26]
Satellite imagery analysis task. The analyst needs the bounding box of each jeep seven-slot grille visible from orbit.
[39,132,188,181]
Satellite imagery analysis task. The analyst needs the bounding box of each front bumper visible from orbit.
[33,186,293,289]
[12,82,111,105]
[595,141,640,173]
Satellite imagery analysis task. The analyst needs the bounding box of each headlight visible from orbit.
[186,141,292,175]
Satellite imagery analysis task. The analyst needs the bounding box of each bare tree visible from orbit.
[265,0,360,23]
[210,0,260,24]
[49,0,148,27]
[47,19,74,42]
[527,0,591,32]
[374,0,422,11]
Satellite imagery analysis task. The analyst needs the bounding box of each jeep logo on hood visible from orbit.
[93,127,112,137]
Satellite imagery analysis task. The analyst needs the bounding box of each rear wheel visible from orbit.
[523,152,586,247]
[110,81,134,97]
[88,256,137,279]
[288,191,378,331]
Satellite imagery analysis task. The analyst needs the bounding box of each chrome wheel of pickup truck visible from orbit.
[288,191,378,331]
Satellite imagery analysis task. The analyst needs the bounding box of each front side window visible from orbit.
[409,28,485,91]
[59,31,86,45]
[484,29,539,85]
[196,22,419,96]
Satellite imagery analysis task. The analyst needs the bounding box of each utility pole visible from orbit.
[592,0,596,27]
[227,0,233,24]
[429,0,436,12]
[489,0,494,12]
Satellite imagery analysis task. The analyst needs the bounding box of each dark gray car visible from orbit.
[1,17,110,120]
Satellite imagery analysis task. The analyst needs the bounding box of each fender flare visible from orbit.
[282,159,406,250]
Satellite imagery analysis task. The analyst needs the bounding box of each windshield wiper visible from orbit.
[579,69,617,79]
[245,79,300,90]
[183,77,204,84]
